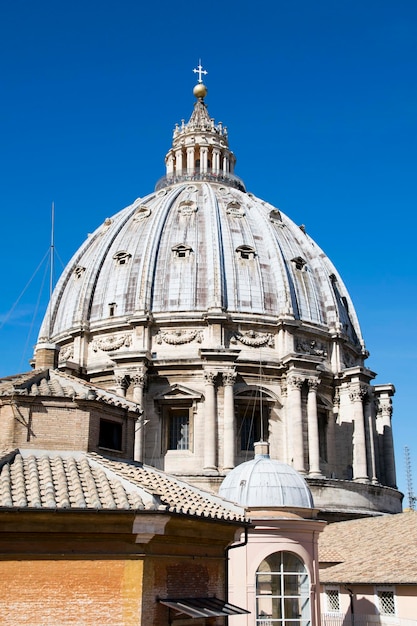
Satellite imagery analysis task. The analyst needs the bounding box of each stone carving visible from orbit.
[280,381,288,397]
[307,377,320,392]
[131,372,147,388]
[59,344,74,363]
[222,371,237,386]
[178,200,197,216]
[155,329,203,345]
[204,370,218,385]
[287,375,305,390]
[230,330,274,348]
[134,205,151,221]
[226,201,245,217]
[92,334,132,352]
[349,384,368,403]
[296,338,328,357]
[378,401,393,419]
[114,374,129,391]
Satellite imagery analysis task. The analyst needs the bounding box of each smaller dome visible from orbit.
[219,442,314,509]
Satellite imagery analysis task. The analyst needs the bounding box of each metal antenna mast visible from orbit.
[48,201,55,340]
[405,446,416,510]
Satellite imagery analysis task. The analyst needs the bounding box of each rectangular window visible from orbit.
[168,408,190,450]
[325,586,340,612]
[376,587,396,615]
[99,419,122,451]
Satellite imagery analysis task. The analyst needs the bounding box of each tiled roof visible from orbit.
[319,511,417,584]
[0,369,140,413]
[0,449,246,523]
[92,453,246,520]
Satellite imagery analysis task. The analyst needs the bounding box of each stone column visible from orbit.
[379,400,396,488]
[287,374,305,473]
[212,148,220,173]
[200,147,208,172]
[223,371,237,471]
[349,384,369,482]
[204,370,218,470]
[175,149,183,174]
[364,395,378,484]
[187,147,195,172]
[132,371,147,463]
[307,377,322,477]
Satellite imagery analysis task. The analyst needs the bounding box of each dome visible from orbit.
[219,442,314,509]
[34,69,400,522]
[37,85,362,348]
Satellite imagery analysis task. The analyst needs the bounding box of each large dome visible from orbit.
[38,180,362,343]
[35,73,400,521]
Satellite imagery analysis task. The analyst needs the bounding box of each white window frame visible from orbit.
[375,585,396,616]
[324,585,341,614]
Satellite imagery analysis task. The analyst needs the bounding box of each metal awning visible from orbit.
[159,597,250,619]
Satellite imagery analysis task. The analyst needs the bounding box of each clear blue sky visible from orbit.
[0,0,416,498]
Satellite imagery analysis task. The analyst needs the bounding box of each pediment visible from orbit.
[154,384,203,402]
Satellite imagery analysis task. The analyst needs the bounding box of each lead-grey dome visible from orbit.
[219,443,314,509]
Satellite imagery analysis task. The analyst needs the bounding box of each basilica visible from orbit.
[35,69,400,521]
[0,67,405,625]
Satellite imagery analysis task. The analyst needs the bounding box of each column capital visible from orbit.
[307,377,320,392]
[204,370,218,385]
[222,371,237,386]
[287,374,304,390]
[114,373,129,391]
[131,371,147,388]
[378,401,393,419]
[349,383,368,403]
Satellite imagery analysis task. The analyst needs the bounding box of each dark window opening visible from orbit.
[99,419,122,451]
[236,393,269,452]
[109,302,116,317]
[318,410,328,462]
[168,408,190,450]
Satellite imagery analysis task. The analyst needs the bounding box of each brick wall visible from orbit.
[0,559,143,625]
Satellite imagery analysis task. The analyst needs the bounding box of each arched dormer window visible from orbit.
[172,244,193,258]
[291,256,307,271]
[73,265,86,279]
[256,552,310,624]
[236,245,256,260]
[113,251,132,266]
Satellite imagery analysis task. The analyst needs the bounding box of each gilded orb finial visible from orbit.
[193,82,208,99]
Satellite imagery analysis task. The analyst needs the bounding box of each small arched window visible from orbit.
[236,245,256,260]
[291,256,307,271]
[256,552,310,624]
[113,251,132,266]
[172,244,193,258]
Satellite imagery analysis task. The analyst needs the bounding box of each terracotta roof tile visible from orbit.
[0,449,246,523]
[319,511,417,584]
[0,369,140,413]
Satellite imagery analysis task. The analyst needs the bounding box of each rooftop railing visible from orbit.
[155,168,246,192]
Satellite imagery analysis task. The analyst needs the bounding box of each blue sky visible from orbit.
[0,0,416,497]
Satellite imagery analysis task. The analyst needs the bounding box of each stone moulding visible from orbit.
[155,330,203,345]
[92,334,132,352]
[230,330,274,348]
